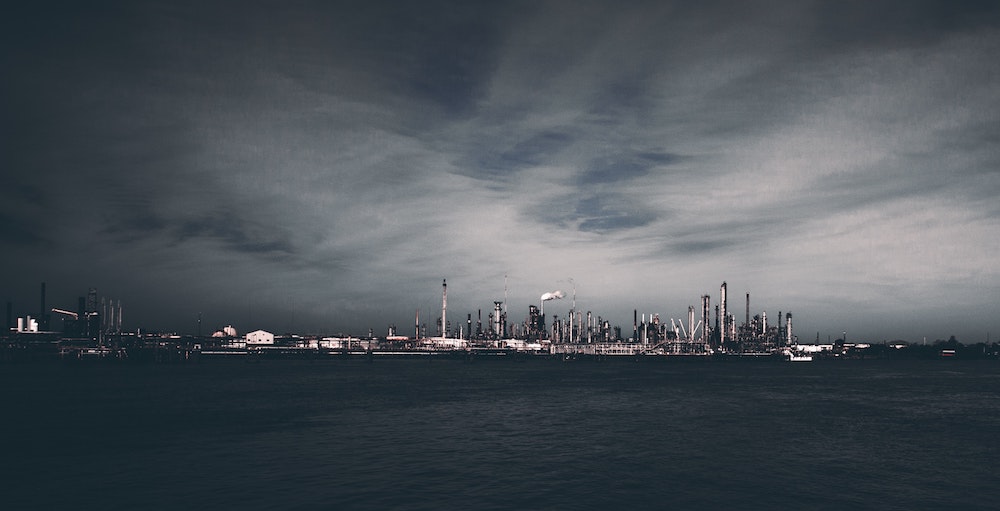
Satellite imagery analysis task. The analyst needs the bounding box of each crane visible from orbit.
[51,308,78,320]
[689,320,703,341]
[670,318,683,340]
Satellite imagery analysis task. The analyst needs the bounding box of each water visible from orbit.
[2,358,998,510]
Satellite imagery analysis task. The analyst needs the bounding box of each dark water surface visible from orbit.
[2,358,998,510]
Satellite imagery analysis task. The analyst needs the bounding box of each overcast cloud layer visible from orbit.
[3,1,999,342]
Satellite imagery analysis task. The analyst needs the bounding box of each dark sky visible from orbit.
[3,1,999,342]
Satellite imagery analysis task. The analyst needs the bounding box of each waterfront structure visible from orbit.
[246,330,275,345]
[4,279,809,360]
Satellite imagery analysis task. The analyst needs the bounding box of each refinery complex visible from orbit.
[384,279,796,358]
[1,280,993,362]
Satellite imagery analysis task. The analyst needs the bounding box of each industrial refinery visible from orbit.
[388,279,797,358]
[2,279,995,362]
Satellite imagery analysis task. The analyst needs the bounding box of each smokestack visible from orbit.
[40,282,46,331]
[107,299,114,336]
[786,312,793,346]
[714,305,720,346]
[503,274,508,315]
[540,290,564,315]
[688,306,696,341]
[587,311,592,343]
[746,292,750,331]
[778,311,783,346]
[633,309,638,341]
[441,279,447,339]
[701,295,711,342]
[720,282,727,344]
[494,301,503,337]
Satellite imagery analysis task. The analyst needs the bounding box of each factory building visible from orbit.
[246,330,275,345]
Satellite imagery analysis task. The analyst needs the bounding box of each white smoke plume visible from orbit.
[540,290,565,301]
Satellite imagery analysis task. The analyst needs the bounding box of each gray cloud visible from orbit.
[668,239,738,256]
[2,1,998,342]
[530,193,659,234]
[580,151,685,185]
[466,130,576,176]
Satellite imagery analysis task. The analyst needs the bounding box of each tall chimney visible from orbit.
[633,309,638,341]
[786,312,793,346]
[746,292,750,332]
[720,282,728,344]
[40,282,47,331]
[714,305,720,346]
[688,306,695,341]
[701,295,711,342]
[441,279,447,339]
[778,311,783,346]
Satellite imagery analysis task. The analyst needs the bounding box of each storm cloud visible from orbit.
[2,0,998,342]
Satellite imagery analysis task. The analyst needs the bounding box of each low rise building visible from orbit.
[246,329,275,345]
